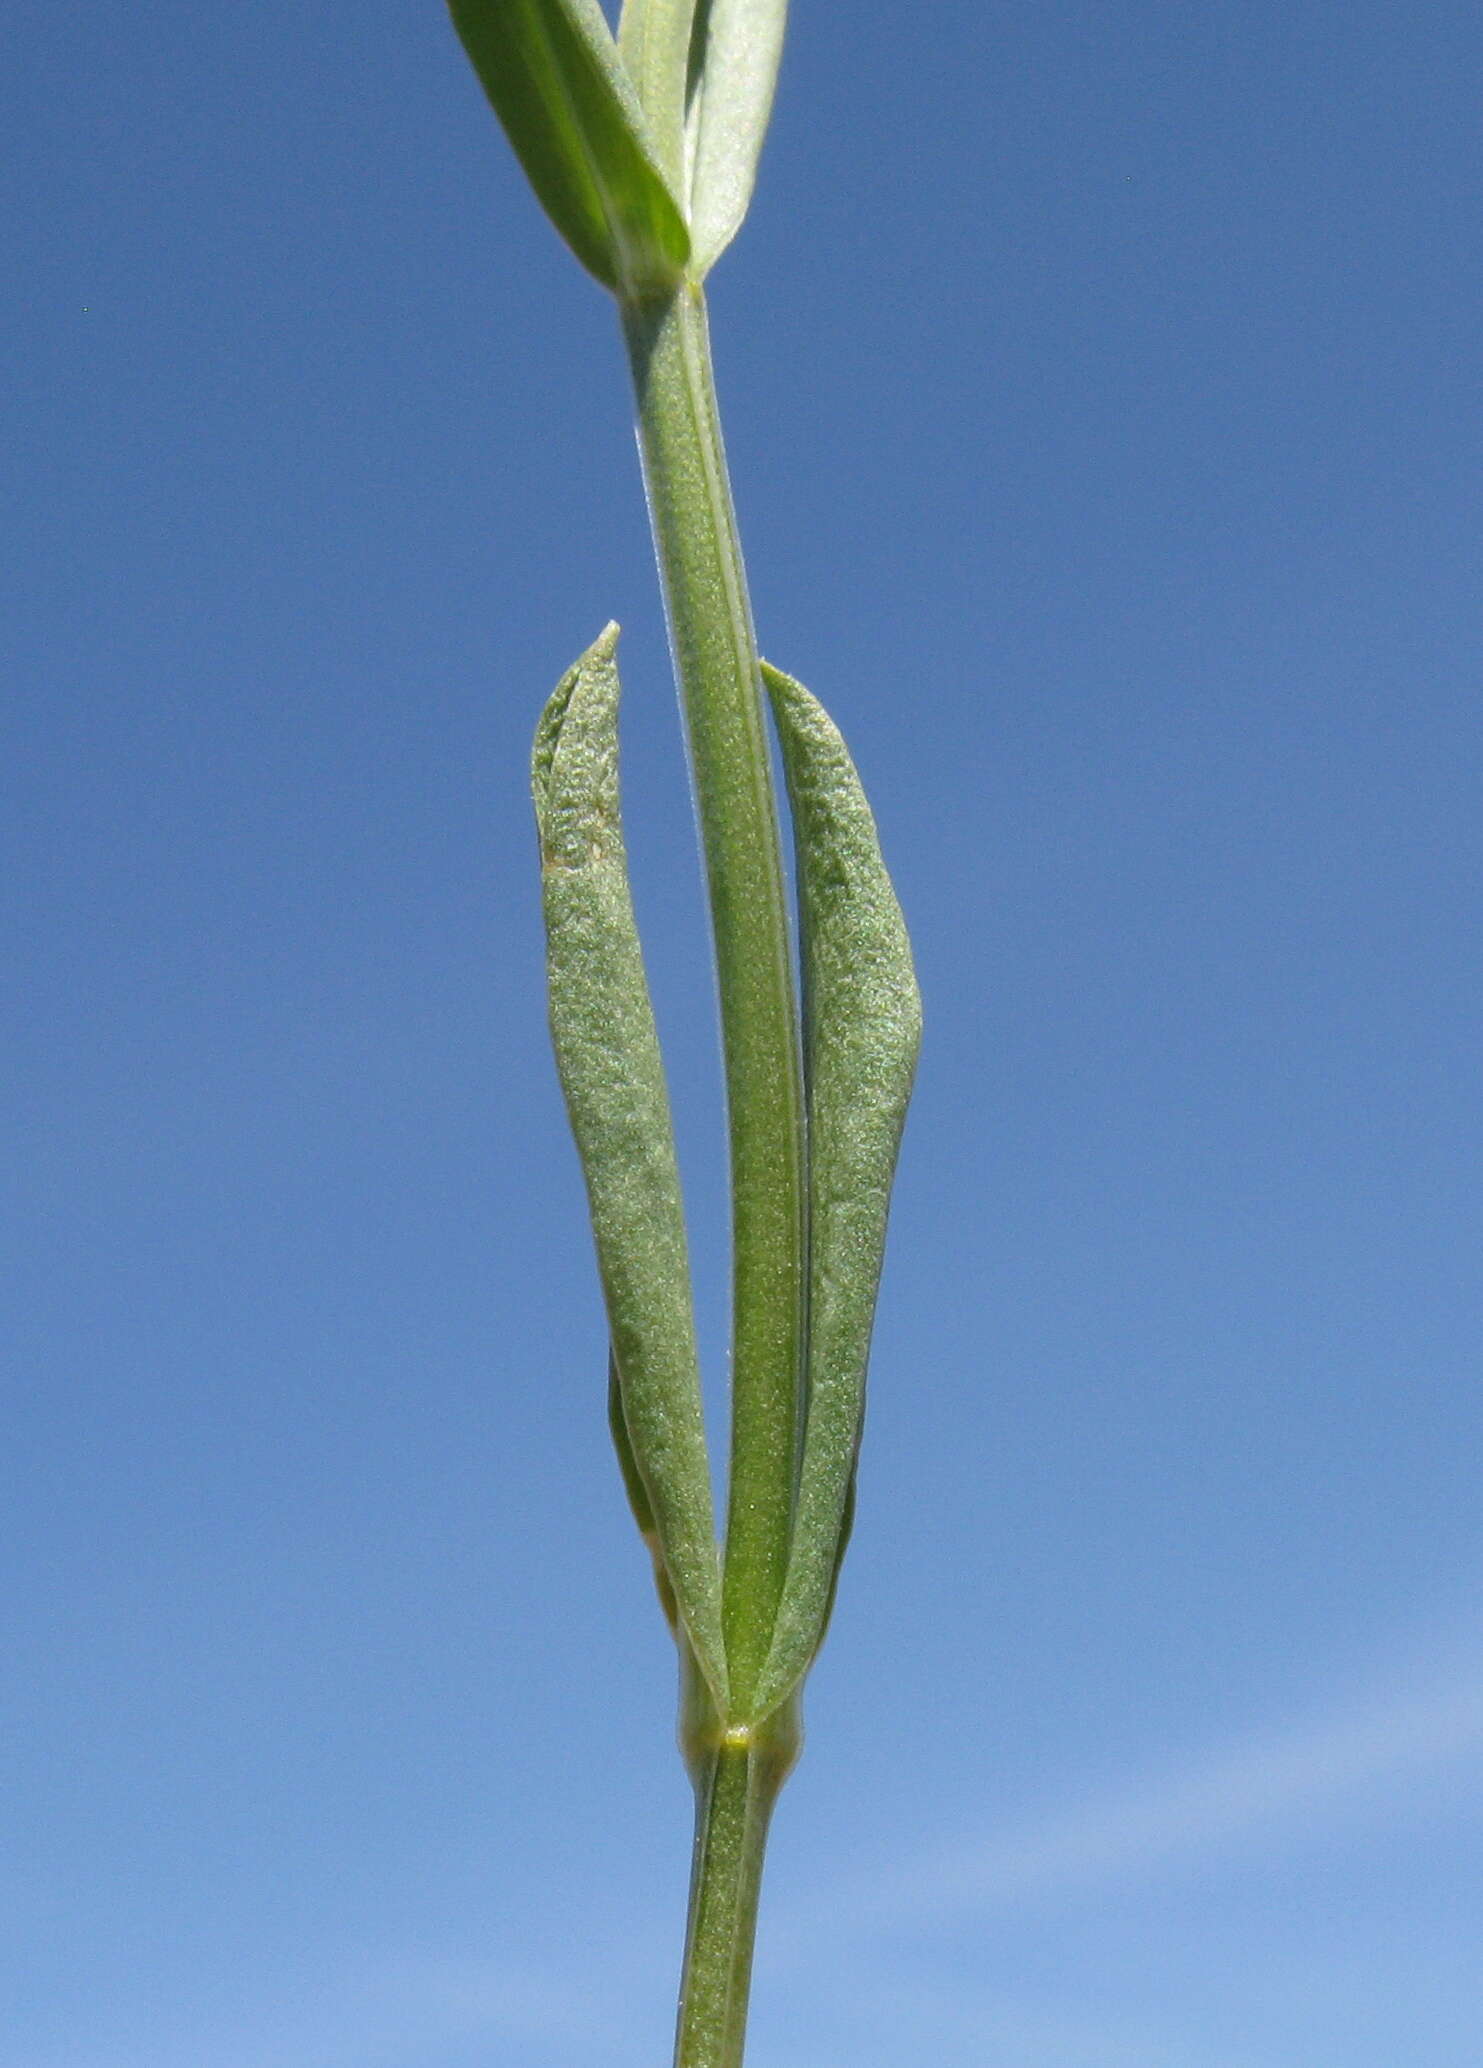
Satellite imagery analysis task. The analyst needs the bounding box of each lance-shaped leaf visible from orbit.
[534,626,726,1703]
[450,0,691,296]
[684,0,789,276]
[750,663,921,1719]
[616,0,695,194]
[607,1347,681,1636]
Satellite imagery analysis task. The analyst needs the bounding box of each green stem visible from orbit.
[620,283,806,1714]
[674,1654,801,2068]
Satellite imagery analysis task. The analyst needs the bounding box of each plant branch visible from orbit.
[620,282,806,1717]
[673,1650,801,2068]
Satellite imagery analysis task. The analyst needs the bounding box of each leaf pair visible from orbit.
[449,0,786,292]
[621,0,789,275]
[534,630,919,1722]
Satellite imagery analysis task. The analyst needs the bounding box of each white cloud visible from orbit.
[787,1642,1483,1938]
[22,1946,636,2068]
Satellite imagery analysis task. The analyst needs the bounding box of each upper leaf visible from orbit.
[616,0,696,195]
[450,0,691,296]
[684,0,789,275]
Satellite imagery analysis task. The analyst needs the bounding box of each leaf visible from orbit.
[684,0,789,275]
[534,626,727,1703]
[450,0,691,296]
[607,1347,681,1635]
[616,0,696,195]
[750,663,921,1718]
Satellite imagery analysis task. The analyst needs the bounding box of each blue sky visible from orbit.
[6,2,1482,2062]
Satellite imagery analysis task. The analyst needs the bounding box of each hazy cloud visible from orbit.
[783,1639,1483,1940]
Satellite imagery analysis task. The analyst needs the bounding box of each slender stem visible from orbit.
[620,282,806,1715]
[674,1652,801,2068]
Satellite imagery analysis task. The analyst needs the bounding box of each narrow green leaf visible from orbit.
[450,0,691,296]
[607,1347,682,1636]
[616,0,696,194]
[751,663,921,1719]
[684,0,789,275]
[534,626,726,1702]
